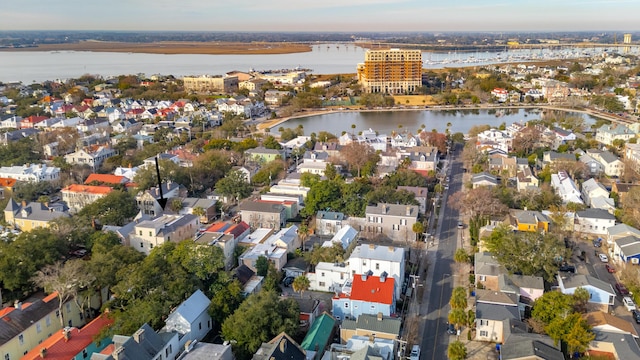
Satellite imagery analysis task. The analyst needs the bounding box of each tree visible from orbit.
[449,287,467,310]
[263,135,283,150]
[208,279,245,326]
[169,198,184,213]
[292,275,310,296]
[572,287,590,314]
[222,291,300,360]
[412,222,425,242]
[448,187,507,220]
[307,243,346,265]
[78,190,139,226]
[545,312,594,354]
[448,309,467,331]
[531,291,572,327]
[32,260,95,327]
[454,248,469,264]
[447,341,467,360]
[215,170,253,201]
[340,141,376,177]
[255,256,269,277]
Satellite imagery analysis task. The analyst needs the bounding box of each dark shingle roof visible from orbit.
[0,294,59,345]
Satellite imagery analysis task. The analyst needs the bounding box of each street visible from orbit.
[419,145,463,360]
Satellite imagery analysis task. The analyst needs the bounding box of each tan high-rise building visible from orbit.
[183,75,239,94]
[357,48,422,94]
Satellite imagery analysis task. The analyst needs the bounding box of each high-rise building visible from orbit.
[357,48,422,94]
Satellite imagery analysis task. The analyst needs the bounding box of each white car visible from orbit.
[623,296,637,311]
[598,253,609,263]
[409,345,420,360]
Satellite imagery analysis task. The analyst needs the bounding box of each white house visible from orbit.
[575,209,617,236]
[161,289,212,349]
[612,236,640,265]
[308,261,351,293]
[581,178,611,208]
[322,225,358,250]
[551,171,583,205]
[0,164,60,182]
[557,273,615,309]
[348,244,405,299]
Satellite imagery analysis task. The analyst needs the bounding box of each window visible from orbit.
[319,282,326,287]
[55,310,60,318]
[139,230,142,235]
[321,272,325,277]
[36,322,41,333]
[140,242,144,248]
[480,331,488,337]
[375,263,380,270]
[370,305,376,310]
[83,349,88,358]
[46,315,51,327]
[166,347,170,357]
[5,354,10,360]
[66,303,71,312]
[479,319,487,326]
[401,219,407,226]
[344,302,349,308]
[19,334,24,345]
[199,322,202,330]
[478,275,486,282]
[149,231,152,236]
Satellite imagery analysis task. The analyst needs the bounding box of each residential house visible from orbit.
[498,273,545,303]
[95,323,180,360]
[20,115,49,129]
[397,186,428,214]
[477,129,512,153]
[491,88,508,102]
[253,332,306,360]
[239,201,287,230]
[160,289,211,349]
[128,214,199,255]
[4,199,69,231]
[280,135,311,158]
[313,142,341,158]
[551,171,583,205]
[239,78,267,92]
[232,165,258,184]
[595,124,635,146]
[510,210,550,232]
[114,166,140,182]
[0,128,40,146]
[339,313,402,344]
[245,147,285,164]
[488,155,517,177]
[472,172,499,189]
[307,262,351,293]
[474,252,504,290]
[198,221,250,269]
[176,342,234,360]
[300,313,336,360]
[22,315,113,360]
[322,225,358,250]
[176,197,217,223]
[612,236,640,265]
[585,311,639,338]
[624,142,640,171]
[0,293,87,360]
[611,182,640,207]
[298,150,332,176]
[557,273,615,310]
[325,339,394,360]
[542,151,576,166]
[581,178,614,214]
[64,144,116,172]
[516,167,539,191]
[499,334,564,360]
[403,146,439,175]
[316,211,345,236]
[587,330,640,359]
[84,173,128,186]
[61,184,113,213]
[0,163,60,182]
[136,182,183,217]
[332,273,395,321]
[390,132,419,148]
[586,149,624,177]
[349,244,405,298]
[363,203,419,242]
[475,291,521,343]
[606,223,640,246]
[264,90,293,105]
[0,177,16,199]
[575,208,616,236]
[77,118,110,133]
[238,226,299,272]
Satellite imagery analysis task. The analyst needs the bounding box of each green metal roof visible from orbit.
[300,313,336,357]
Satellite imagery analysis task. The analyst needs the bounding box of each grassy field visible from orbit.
[392,95,438,106]
[1,41,312,55]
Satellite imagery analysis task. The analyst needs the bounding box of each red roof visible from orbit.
[348,275,394,305]
[205,222,227,233]
[62,184,113,195]
[23,314,113,360]
[24,115,49,124]
[84,173,127,185]
[226,222,250,238]
[0,177,17,187]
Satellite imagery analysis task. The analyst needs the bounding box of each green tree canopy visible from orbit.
[215,169,253,200]
[222,291,300,360]
[78,190,138,226]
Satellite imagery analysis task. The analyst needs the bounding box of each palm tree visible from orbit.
[448,309,467,331]
[449,287,467,310]
[298,224,310,252]
[453,248,469,272]
[412,222,425,242]
[292,275,310,296]
[447,341,467,360]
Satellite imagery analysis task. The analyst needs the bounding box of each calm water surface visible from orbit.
[277,108,597,136]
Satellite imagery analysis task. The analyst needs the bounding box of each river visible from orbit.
[1,43,632,84]
[275,108,598,136]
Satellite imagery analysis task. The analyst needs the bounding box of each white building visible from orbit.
[551,171,583,205]
[0,163,60,182]
[129,214,200,255]
[575,209,617,236]
[348,244,406,299]
[161,289,212,349]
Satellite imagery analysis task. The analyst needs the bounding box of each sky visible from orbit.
[1,0,639,32]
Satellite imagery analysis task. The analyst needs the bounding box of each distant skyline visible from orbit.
[2,0,640,33]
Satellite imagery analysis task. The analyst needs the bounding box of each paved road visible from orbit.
[420,146,463,360]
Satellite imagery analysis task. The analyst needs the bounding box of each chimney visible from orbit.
[39,348,47,358]
[14,301,22,310]
[381,205,387,214]
[63,328,71,342]
[368,244,375,250]
[406,206,411,216]
[21,200,27,208]
[113,347,125,360]
[133,327,145,343]
[380,271,388,283]
[377,312,383,321]
[361,273,368,281]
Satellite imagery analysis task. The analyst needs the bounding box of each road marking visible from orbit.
[432,274,450,360]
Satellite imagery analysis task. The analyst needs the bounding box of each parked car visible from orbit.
[632,310,640,324]
[605,264,616,273]
[447,323,457,335]
[457,221,464,229]
[282,277,294,287]
[598,253,609,263]
[409,345,421,360]
[623,296,637,311]
[559,263,576,273]
[615,283,630,296]
[593,240,602,247]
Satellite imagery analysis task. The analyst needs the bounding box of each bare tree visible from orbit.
[340,142,376,177]
[32,260,96,327]
[448,187,508,219]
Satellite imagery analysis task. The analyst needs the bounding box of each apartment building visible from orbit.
[183,75,239,94]
[356,49,422,94]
